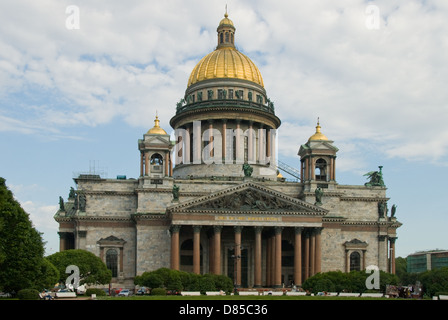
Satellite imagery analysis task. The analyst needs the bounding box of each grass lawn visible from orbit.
[95,294,393,301]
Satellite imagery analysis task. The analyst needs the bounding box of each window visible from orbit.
[106,249,118,277]
[151,153,163,165]
[315,158,327,181]
[218,89,227,99]
[244,136,248,163]
[350,251,361,271]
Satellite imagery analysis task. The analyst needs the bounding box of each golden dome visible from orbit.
[188,48,264,88]
[147,115,167,135]
[308,119,329,141]
[187,13,264,88]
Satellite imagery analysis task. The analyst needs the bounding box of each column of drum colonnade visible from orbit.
[174,119,276,165]
[170,225,323,287]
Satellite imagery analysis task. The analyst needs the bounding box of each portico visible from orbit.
[167,181,326,287]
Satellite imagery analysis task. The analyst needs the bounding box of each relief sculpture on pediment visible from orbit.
[192,188,297,212]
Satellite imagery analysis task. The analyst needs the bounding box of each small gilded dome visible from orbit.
[147,115,167,135]
[308,119,329,141]
[219,13,234,27]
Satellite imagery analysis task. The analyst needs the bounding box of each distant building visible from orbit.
[407,250,448,273]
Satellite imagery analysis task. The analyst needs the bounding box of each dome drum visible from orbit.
[170,107,280,132]
[177,79,273,116]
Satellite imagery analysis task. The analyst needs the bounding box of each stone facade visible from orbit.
[55,173,401,289]
[54,13,401,290]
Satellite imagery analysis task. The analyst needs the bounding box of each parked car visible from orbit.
[118,289,130,297]
[136,287,148,295]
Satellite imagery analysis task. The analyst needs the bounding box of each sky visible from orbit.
[0,0,447,259]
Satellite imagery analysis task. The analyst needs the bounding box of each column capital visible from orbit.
[254,226,263,234]
[294,227,304,235]
[213,225,223,233]
[274,226,283,235]
[170,225,181,233]
[193,225,202,233]
[234,226,243,233]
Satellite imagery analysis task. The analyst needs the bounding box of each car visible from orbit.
[136,287,148,295]
[118,289,130,297]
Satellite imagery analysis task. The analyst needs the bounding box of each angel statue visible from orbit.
[364,166,385,187]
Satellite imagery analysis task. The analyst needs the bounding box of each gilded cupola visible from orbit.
[187,13,264,88]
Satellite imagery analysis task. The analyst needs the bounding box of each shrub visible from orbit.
[199,274,216,294]
[313,278,336,293]
[151,288,167,296]
[17,289,40,300]
[85,288,106,296]
[136,268,234,294]
[212,274,234,294]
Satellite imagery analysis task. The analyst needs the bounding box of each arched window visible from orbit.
[220,33,224,44]
[150,153,163,165]
[315,158,327,181]
[350,251,361,271]
[106,249,118,277]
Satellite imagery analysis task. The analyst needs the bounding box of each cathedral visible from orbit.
[54,13,401,289]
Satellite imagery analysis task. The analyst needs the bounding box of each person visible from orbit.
[41,290,53,300]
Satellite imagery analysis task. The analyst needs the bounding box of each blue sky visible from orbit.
[1,0,447,258]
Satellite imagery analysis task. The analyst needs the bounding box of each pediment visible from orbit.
[144,134,171,145]
[168,182,327,215]
[299,140,338,154]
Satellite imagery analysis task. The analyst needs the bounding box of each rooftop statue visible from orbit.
[242,163,253,177]
[172,185,180,201]
[364,166,385,187]
[314,187,323,206]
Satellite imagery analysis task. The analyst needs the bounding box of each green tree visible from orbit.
[46,249,112,286]
[0,177,48,293]
[419,267,448,297]
[302,269,399,294]
[34,258,60,290]
[395,257,407,281]
[134,272,164,289]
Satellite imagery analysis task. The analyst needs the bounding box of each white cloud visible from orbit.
[0,0,447,165]
[21,200,59,231]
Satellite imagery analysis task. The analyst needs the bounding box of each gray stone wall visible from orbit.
[135,224,171,275]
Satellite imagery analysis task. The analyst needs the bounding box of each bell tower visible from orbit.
[138,114,173,186]
[298,119,338,191]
